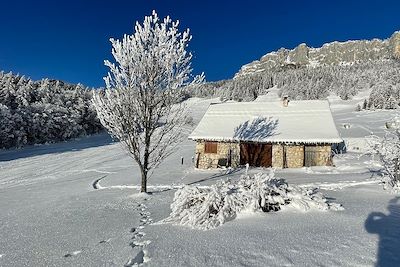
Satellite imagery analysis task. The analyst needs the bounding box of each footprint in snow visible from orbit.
[64,250,82,258]
[134,232,146,238]
[127,201,152,265]
[128,240,151,249]
[125,250,145,266]
[99,238,111,244]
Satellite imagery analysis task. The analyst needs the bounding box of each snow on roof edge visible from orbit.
[188,136,343,144]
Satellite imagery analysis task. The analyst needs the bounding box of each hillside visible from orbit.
[186,31,400,109]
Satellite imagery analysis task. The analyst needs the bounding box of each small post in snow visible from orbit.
[245,163,249,175]
[181,156,184,165]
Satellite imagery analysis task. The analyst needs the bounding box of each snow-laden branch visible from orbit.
[164,171,343,230]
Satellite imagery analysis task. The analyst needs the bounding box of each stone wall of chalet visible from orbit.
[308,145,333,166]
[195,141,240,169]
[195,141,332,169]
[272,144,284,168]
[286,145,305,168]
[272,144,332,168]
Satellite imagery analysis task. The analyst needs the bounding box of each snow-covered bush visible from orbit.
[165,171,343,230]
[368,130,400,192]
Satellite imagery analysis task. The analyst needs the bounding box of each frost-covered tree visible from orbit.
[369,83,400,109]
[0,104,16,148]
[368,129,400,191]
[93,11,203,192]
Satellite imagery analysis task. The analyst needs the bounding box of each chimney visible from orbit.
[282,96,289,107]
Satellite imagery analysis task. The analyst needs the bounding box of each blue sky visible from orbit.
[1,0,399,87]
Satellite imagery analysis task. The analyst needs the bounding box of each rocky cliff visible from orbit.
[235,31,400,78]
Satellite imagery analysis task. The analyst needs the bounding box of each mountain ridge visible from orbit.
[235,31,400,78]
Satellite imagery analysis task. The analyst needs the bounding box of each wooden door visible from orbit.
[304,145,317,167]
[240,143,272,167]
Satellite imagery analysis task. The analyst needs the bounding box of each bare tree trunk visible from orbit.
[140,150,149,192]
[140,168,147,193]
[140,128,151,193]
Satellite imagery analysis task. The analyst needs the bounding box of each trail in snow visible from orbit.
[61,196,153,265]
[92,176,210,192]
[92,176,107,190]
[125,202,152,266]
[299,180,381,191]
[92,172,380,196]
[81,169,117,174]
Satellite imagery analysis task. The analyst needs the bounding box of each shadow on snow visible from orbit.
[233,116,279,141]
[0,133,113,162]
[365,196,400,267]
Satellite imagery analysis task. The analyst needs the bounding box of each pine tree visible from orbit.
[363,99,368,110]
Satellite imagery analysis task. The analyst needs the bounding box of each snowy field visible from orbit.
[1,95,400,266]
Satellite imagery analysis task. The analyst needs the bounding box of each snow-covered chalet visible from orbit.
[188,99,342,169]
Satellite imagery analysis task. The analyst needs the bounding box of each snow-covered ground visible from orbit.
[0,96,399,266]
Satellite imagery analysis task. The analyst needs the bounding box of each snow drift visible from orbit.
[165,171,343,230]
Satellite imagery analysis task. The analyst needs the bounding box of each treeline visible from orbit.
[0,72,103,149]
[185,75,273,102]
[186,59,400,109]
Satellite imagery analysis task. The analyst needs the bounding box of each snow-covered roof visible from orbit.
[189,100,342,144]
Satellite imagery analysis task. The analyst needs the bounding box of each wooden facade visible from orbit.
[240,143,272,167]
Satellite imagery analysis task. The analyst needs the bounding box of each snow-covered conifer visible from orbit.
[0,72,102,149]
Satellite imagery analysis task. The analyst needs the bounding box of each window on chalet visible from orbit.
[204,141,218,154]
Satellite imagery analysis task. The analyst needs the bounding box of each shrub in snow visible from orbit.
[368,130,400,192]
[165,171,343,230]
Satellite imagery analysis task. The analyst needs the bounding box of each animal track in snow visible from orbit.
[64,237,113,259]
